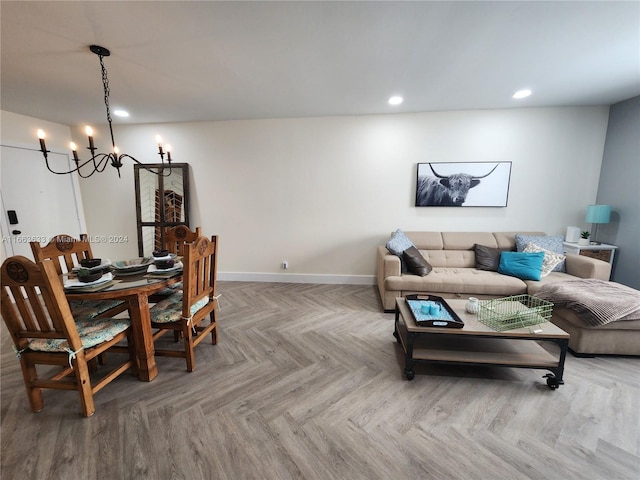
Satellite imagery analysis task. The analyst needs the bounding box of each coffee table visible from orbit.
[394,297,569,389]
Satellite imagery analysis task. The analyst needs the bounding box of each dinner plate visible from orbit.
[112,258,153,273]
[112,267,149,276]
[147,261,183,273]
[65,272,114,289]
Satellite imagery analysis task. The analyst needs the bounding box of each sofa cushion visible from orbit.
[474,244,504,271]
[386,229,416,273]
[442,232,498,250]
[385,267,528,296]
[403,246,432,276]
[421,250,476,268]
[515,234,566,272]
[523,243,566,277]
[498,251,545,281]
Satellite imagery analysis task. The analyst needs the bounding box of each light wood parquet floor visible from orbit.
[1,281,639,480]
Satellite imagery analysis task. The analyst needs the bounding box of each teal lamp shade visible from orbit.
[585,205,611,224]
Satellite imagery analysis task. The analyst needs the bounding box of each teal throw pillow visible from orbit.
[498,251,545,281]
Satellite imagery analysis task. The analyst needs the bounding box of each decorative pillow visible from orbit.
[402,246,432,277]
[386,229,416,273]
[523,243,566,277]
[515,234,566,272]
[498,251,545,281]
[474,244,507,271]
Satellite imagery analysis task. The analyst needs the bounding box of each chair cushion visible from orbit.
[149,292,210,324]
[28,318,131,352]
[68,299,126,321]
[152,281,184,297]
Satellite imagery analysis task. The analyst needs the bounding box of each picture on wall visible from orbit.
[415,161,512,207]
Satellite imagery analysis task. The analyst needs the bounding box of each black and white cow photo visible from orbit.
[415,162,512,207]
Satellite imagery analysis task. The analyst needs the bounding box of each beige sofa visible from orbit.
[376,231,612,312]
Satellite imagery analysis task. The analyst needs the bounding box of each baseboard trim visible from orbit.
[218,272,376,285]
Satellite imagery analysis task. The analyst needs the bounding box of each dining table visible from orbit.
[63,268,182,381]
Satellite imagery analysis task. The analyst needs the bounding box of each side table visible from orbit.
[563,241,617,265]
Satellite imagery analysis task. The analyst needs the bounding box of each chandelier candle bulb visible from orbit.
[85,126,95,151]
[37,129,47,153]
[70,142,79,162]
[166,144,172,162]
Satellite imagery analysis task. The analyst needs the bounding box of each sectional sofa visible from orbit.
[376,231,611,312]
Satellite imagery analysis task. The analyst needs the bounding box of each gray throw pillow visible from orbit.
[386,229,416,273]
[474,244,506,271]
[386,229,415,256]
[403,246,432,276]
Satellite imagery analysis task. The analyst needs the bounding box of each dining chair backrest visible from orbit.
[1,255,79,354]
[182,235,218,318]
[30,234,93,275]
[163,225,202,256]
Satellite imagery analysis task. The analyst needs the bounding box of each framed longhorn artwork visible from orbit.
[415,162,512,207]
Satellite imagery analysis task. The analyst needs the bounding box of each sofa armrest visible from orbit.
[377,246,401,278]
[564,253,611,280]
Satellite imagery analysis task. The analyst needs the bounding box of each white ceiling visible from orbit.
[2,1,639,127]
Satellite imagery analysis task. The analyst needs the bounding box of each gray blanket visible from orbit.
[535,279,640,327]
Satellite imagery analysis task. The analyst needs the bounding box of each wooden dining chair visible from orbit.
[1,256,137,417]
[30,234,128,320]
[149,225,202,304]
[149,235,219,372]
[163,225,202,255]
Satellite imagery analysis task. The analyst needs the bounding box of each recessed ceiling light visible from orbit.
[113,109,130,117]
[512,89,532,99]
[388,96,403,105]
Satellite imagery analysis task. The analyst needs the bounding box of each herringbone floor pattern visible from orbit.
[1,282,638,479]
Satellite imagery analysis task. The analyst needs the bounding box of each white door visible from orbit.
[0,145,84,259]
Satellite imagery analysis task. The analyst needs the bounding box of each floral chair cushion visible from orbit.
[153,282,183,297]
[149,292,210,324]
[28,317,131,352]
[68,299,126,322]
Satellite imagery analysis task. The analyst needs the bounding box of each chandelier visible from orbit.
[37,45,172,178]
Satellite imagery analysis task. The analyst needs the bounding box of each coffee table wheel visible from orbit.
[543,374,563,390]
[404,369,415,381]
[393,330,400,343]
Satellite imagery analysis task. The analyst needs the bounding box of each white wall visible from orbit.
[0,111,85,261]
[2,106,610,282]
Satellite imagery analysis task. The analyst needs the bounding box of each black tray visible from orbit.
[404,294,465,328]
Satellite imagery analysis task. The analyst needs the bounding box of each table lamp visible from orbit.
[585,204,611,243]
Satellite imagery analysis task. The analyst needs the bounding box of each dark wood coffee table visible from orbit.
[394,297,569,389]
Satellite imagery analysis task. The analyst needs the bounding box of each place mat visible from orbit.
[64,280,118,293]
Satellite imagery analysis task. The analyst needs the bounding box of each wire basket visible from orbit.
[477,294,553,331]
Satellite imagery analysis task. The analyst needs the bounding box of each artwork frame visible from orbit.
[415,161,512,207]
